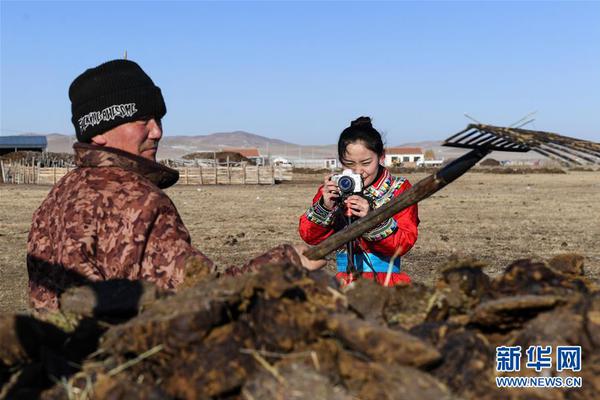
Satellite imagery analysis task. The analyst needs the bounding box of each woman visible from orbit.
[298,116,419,286]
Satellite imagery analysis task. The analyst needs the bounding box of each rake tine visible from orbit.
[531,148,572,166]
[444,126,475,144]
[485,137,512,147]
[542,142,600,164]
[509,111,537,128]
[514,128,600,154]
[546,139,600,159]
[464,131,492,145]
[571,146,600,160]
[513,118,536,129]
[538,144,584,165]
[525,132,600,160]
[479,125,600,163]
[464,113,483,124]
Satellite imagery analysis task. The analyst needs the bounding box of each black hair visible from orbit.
[337,116,385,163]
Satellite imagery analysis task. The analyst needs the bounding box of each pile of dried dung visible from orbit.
[181,151,253,164]
[1,253,598,399]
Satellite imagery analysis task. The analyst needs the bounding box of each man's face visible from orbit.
[92,117,163,161]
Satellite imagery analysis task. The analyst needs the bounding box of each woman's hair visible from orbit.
[338,116,384,163]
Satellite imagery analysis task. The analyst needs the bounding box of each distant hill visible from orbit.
[35,131,545,162]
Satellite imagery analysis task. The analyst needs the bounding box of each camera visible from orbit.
[331,169,363,194]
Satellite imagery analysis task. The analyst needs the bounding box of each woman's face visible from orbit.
[341,141,385,187]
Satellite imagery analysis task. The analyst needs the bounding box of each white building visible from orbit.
[222,147,266,166]
[291,158,338,169]
[418,159,445,167]
[384,147,424,166]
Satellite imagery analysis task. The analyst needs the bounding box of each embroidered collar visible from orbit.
[364,167,393,199]
[73,142,179,189]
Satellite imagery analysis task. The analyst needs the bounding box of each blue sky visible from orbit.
[1,1,599,145]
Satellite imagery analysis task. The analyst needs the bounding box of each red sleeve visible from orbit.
[361,180,419,257]
[298,186,336,245]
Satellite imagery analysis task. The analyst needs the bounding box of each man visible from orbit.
[27,59,323,310]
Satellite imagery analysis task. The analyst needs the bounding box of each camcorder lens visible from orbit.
[338,176,354,193]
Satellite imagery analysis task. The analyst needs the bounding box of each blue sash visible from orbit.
[336,252,401,273]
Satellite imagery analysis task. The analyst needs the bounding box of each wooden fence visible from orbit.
[0,160,292,185]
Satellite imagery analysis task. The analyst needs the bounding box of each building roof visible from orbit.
[0,135,48,149]
[386,147,423,155]
[222,147,260,158]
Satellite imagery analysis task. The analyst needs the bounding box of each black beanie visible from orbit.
[69,59,166,142]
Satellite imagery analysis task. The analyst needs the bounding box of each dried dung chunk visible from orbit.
[586,292,600,348]
[160,324,258,398]
[0,314,69,366]
[547,253,585,276]
[100,278,245,354]
[92,374,170,400]
[563,351,600,400]
[441,258,492,299]
[431,330,495,398]
[0,314,104,398]
[243,361,353,400]
[324,314,441,368]
[509,300,589,352]
[492,259,590,297]
[330,346,453,400]
[426,258,491,322]
[59,279,164,318]
[470,295,568,331]
[100,263,324,354]
[353,363,455,400]
[37,372,170,400]
[409,321,463,348]
[95,264,339,398]
[244,297,325,352]
[383,283,433,329]
[344,278,389,323]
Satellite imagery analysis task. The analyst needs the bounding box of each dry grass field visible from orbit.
[1,171,599,313]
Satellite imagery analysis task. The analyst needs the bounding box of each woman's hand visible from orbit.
[344,195,370,218]
[321,174,340,210]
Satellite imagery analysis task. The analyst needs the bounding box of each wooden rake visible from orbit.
[305,124,600,260]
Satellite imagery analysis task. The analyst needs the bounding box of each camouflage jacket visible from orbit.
[27,143,217,310]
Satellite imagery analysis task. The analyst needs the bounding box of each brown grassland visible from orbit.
[1,170,599,313]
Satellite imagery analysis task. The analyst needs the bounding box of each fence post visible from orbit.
[53,166,57,185]
[226,156,231,184]
[271,164,275,184]
[242,163,246,184]
[185,167,189,185]
[257,164,260,184]
[199,165,203,185]
[213,152,218,185]
[214,160,218,184]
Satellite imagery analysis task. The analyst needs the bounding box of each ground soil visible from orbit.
[1,171,599,313]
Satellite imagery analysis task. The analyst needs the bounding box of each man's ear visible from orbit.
[91,135,107,146]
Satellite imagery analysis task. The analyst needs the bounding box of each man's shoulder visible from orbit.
[53,166,172,209]
[73,166,166,190]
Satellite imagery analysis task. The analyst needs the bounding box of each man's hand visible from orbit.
[344,195,370,218]
[293,244,327,271]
